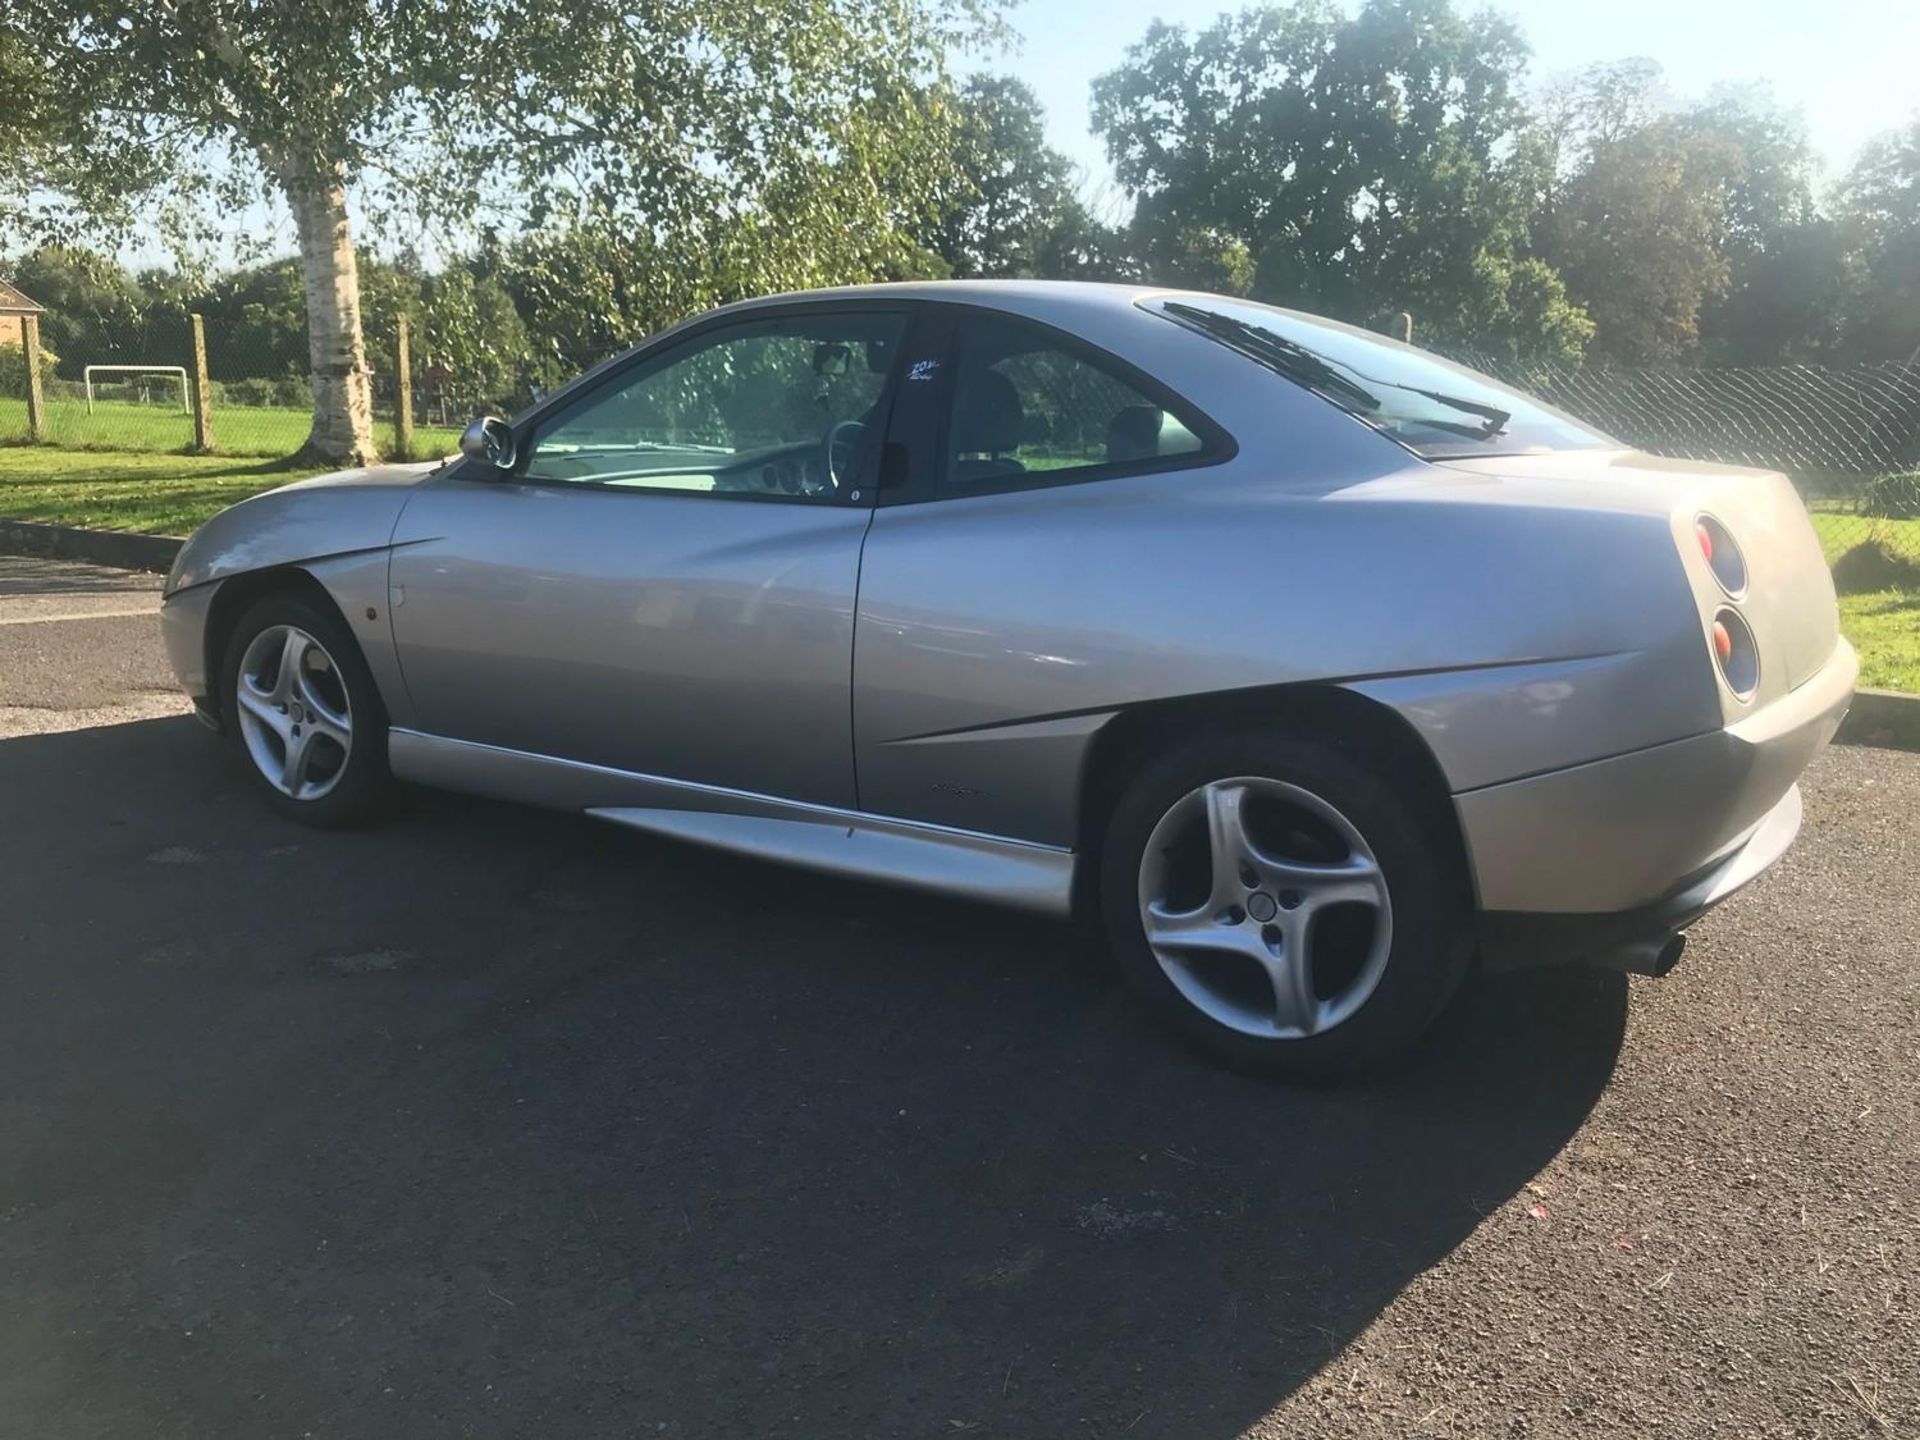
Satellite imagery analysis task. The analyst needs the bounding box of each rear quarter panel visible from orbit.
[1440,451,1839,715]
[854,459,1719,846]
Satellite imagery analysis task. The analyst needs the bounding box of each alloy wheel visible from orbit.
[1136,776,1393,1040]
[234,624,354,801]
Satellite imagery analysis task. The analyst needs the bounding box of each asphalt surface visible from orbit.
[1,556,1914,1439]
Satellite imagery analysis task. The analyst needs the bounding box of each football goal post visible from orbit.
[83,365,191,414]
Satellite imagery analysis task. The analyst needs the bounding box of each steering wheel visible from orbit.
[821,419,868,493]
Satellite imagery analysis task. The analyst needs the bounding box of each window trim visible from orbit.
[446,298,922,508]
[879,301,1238,508]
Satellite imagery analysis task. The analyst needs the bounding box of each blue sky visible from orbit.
[985,0,1920,196]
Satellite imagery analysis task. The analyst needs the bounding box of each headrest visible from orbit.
[951,367,1024,456]
[1106,404,1167,463]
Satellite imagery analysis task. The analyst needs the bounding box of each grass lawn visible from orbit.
[1808,507,1920,565]
[1807,512,1920,688]
[1839,590,1920,693]
[0,395,463,460]
[0,447,331,536]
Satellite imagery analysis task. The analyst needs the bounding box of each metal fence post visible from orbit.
[189,313,215,452]
[394,312,414,461]
[1393,312,1413,345]
[22,314,48,442]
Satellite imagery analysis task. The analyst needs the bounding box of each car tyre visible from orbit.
[1100,729,1470,1079]
[220,588,393,827]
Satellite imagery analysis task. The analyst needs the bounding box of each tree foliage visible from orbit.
[1088,0,1591,363]
[1836,120,1920,364]
[3,0,994,459]
[1534,56,1669,175]
[6,0,1918,407]
[1532,65,1851,366]
[1680,89,1849,363]
[7,246,149,363]
[6,0,987,248]
[1544,118,1738,364]
[928,76,1085,278]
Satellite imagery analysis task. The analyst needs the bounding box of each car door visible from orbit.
[388,303,914,810]
[852,303,1232,843]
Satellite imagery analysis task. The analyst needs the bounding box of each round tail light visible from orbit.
[1712,606,1759,698]
[1695,514,1746,595]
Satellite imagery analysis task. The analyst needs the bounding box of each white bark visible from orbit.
[285,162,377,466]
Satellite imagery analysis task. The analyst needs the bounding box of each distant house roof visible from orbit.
[0,279,45,315]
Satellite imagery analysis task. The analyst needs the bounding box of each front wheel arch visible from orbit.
[202,567,352,728]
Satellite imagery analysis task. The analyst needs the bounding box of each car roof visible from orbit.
[514,281,1200,437]
[705,280,1397,357]
[714,278,1168,323]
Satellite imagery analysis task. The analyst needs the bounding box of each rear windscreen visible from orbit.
[1145,295,1612,458]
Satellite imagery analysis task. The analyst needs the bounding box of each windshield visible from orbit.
[1144,295,1610,458]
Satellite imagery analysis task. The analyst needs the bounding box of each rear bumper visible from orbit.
[1479,782,1802,973]
[1463,637,1856,969]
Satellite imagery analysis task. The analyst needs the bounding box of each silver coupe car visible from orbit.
[160,282,1856,1076]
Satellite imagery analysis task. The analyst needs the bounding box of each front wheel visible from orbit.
[221,589,393,826]
[1100,731,1470,1078]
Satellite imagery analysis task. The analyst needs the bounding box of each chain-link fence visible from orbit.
[0,310,627,461]
[1438,350,1920,580]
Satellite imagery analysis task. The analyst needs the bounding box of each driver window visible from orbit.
[520,311,906,500]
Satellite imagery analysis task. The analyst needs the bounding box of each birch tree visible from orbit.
[3,0,990,464]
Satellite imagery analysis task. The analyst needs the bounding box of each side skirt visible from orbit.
[387,728,1077,917]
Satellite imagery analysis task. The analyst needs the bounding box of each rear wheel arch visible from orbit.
[1074,684,1475,916]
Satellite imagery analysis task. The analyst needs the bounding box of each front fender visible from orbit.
[163,462,438,597]
[161,462,437,725]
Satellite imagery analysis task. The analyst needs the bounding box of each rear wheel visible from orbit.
[1100,730,1469,1078]
[221,590,392,826]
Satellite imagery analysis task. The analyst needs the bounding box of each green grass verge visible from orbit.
[0,395,463,461]
[1839,590,1920,693]
[1808,508,1920,565]
[1807,511,1920,688]
[0,447,330,536]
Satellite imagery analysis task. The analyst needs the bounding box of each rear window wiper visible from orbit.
[1395,387,1510,438]
[1160,302,1382,416]
[1160,301,1510,439]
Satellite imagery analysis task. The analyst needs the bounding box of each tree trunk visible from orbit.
[284,163,377,466]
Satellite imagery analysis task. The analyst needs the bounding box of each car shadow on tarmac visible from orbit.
[0,716,1626,1439]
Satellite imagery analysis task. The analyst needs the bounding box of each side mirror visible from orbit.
[459,415,516,471]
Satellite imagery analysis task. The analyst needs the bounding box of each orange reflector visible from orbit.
[1712,619,1733,662]
[1696,522,1714,563]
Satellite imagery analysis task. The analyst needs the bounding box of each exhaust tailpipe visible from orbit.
[1649,933,1686,976]
[1607,931,1687,977]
